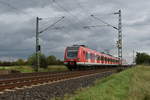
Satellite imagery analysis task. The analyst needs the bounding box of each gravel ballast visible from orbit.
[0,71,114,100]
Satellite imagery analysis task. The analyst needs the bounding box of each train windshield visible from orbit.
[67,50,78,58]
[66,46,79,58]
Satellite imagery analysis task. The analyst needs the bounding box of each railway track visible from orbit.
[0,71,69,80]
[0,69,115,92]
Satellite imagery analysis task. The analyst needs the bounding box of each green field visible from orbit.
[0,65,68,73]
[62,65,150,100]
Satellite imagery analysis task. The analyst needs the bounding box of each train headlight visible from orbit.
[64,58,67,61]
[78,58,80,61]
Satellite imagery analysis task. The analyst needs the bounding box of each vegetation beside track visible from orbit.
[61,65,150,100]
[0,65,68,73]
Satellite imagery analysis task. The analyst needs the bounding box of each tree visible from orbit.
[27,53,48,68]
[46,55,64,65]
[47,55,57,65]
[136,52,150,64]
[16,59,25,65]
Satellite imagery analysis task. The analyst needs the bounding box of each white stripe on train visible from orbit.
[77,62,118,66]
[64,62,118,66]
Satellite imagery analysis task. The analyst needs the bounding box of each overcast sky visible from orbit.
[0,0,150,63]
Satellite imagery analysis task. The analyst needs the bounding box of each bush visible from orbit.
[27,53,48,69]
[136,52,150,65]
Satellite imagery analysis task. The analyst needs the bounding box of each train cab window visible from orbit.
[67,50,78,58]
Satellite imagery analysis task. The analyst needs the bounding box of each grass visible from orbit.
[0,65,68,73]
[127,65,150,100]
[0,66,35,73]
[60,65,150,100]
[39,65,68,72]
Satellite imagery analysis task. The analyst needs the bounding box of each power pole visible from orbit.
[35,16,64,72]
[114,10,122,66]
[36,17,42,72]
[89,10,123,66]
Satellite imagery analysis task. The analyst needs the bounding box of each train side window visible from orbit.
[96,55,98,60]
[97,56,101,61]
[90,54,92,60]
[88,53,91,59]
[113,59,114,63]
[99,56,101,60]
[93,54,96,60]
[86,52,91,60]
[103,57,105,61]
[103,56,105,61]
[86,52,88,60]
[91,54,94,60]
[101,56,104,61]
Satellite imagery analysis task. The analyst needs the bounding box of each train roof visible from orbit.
[67,45,119,60]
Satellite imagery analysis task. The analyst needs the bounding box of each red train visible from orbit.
[64,45,121,70]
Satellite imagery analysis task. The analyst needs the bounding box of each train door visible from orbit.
[82,50,86,63]
[85,52,90,63]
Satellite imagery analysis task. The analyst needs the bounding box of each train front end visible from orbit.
[64,45,80,70]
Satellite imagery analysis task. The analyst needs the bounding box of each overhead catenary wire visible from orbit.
[0,1,33,17]
[50,0,117,51]
[75,0,117,50]
[39,16,65,31]
[51,0,95,33]
[91,15,118,30]
[0,1,19,11]
[83,25,109,29]
[39,16,65,34]
[50,0,108,48]
[75,0,99,34]
[48,1,90,44]
[48,0,78,32]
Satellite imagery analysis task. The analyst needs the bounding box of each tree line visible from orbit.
[0,53,63,68]
[136,52,150,65]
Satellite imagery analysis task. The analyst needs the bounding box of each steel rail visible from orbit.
[0,69,115,92]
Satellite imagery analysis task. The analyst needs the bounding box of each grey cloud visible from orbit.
[0,0,150,63]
